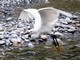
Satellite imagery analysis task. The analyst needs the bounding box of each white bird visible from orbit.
[18,7,77,36]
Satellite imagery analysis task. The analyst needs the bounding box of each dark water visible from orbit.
[0,0,80,60]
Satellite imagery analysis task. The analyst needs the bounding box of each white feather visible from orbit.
[19,9,42,32]
[18,7,75,35]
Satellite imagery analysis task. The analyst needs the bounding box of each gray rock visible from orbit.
[75,44,80,48]
[6,17,13,21]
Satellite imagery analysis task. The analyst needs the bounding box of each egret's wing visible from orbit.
[56,8,78,19]
[38,7,59,33]
[38,7,73,26]
[38,7,59,26]
[18,7,76,34]
[25,9,42,32]
[56,9,73,17]
[18,10,30,22]
[18,9,42,32]
[38,7,76,33]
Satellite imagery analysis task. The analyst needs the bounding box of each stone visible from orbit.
[75,44,80,48]
[76,24,80,27]
[6,17,12,21]
[45,58,54,60]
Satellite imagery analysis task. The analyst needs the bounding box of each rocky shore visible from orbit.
[0,0,80,60]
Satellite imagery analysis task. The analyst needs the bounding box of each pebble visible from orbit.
[76,24,80,27]
[75,44,80,48]
[45,58,53,60]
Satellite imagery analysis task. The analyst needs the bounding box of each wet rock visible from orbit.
[27,42,35,48]
[44,46,52,49]
[19,57,27,60]
[61,56,69,59]
[70,56,80,60]
[75,44,80,48]
[61,53,77,59]
[0,26,4,31]
[67,29,76,33]
[76,24,80,27]
[6,17,13,21]
[72,21,79,24]
[0,32,4,39]
[0,55,4,59]
[19,51,36,56]
[27,51,36,55]
[45,58,53,60]
[75,56,80,60]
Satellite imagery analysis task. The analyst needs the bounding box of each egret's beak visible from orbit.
[53,38,62,53]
